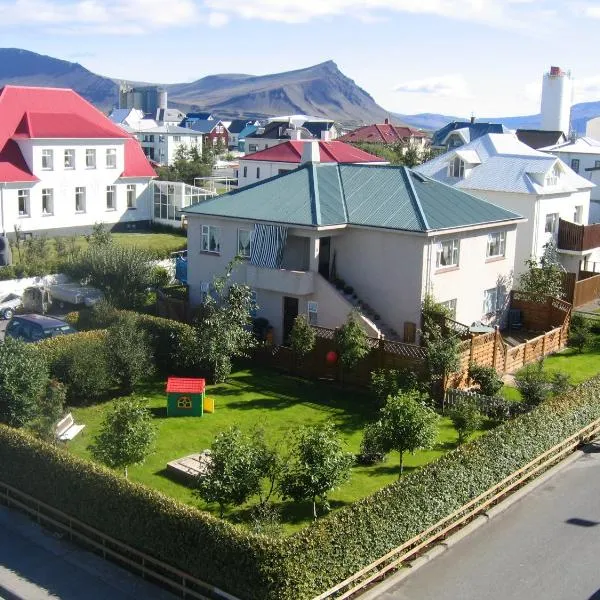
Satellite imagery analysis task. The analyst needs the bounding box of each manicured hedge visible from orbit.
[2,377,600,598]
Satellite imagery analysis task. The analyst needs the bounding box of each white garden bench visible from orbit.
[55,413,85,442]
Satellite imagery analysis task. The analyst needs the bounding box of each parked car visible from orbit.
[0,293,22,320]
[5,314,77,343]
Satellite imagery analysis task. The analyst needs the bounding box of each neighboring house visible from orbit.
[180,112,215,129]
[0,85,155,236]
[236,140,388,187]
[182,162,523,345]
[416,133,597,275]
[109,108,156,131]
[155,108,186,127]
[516,129,567,150]
[227,119,260,150]
[132,124,203,165]
[431,120,509,151]
[237,123,259,152]
[189,120,228,149]
[338,119,429,149]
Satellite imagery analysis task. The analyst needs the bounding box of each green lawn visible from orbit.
[67,369,477,533]
[12,231,186,264]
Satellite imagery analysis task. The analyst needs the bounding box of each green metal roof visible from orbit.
[183,163,523,232]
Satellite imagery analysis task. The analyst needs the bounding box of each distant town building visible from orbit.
[540,66,573,135]
[431,119,509,151]
[119,84,168,117]
[338,119,428,148]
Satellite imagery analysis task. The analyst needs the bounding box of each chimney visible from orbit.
[301,140,321,164]
[470,113,476,124]
[384,118,389,125]
[320,129,331,142]
[290,128,302,141]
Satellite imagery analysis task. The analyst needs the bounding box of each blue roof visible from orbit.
[432,121,508,147]
[183,163,523,233]
[238,124,258,139]
[189,120,221,133]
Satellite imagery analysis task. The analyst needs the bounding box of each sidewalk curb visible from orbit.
[358,447,586,600]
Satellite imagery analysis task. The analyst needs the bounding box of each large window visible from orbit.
[545,213,559,234]
[64,149,75,169]
[237,228,252,258]
[106,148,117,169]
[42,188,54,215]
[201,225,221,253]
[85,149,96,169]
[571,158,580,173]
[441,299,457,319]
[41,149,53,170]
[106,185,116,210]
[486,231,506,258]
[448,156,465,178]
[436,239,460,268]
[307,301,318,326]
[75,187,86,213]
[483,286,506,315]
[574,205,583,224]
[17,189,30,217]
[126,184,136,209]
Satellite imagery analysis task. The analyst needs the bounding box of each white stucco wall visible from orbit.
[237,161,296,187]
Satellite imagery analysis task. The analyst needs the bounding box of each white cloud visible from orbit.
[208,11,229,27]
[581,3,600,18]
[395,74,472,99]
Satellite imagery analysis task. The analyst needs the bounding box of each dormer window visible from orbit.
[448,156,465,178]
[545,164,561,186]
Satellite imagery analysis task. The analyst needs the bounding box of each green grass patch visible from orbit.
[67,368,479,533]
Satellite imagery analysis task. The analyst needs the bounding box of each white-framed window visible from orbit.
[441,298,457,319]
[486,231,506,258]
[106,148,117,169]
[42,188,54,215]
[237,228,252,258]
[545,213,559,234]
[248,144,258,152]
[64,149,75,169]
[17,189,30,217]
[201,225,221,253]
[436,239,460,268]
[106,185,116,210]
[126,184,136,209]
[545,164,560,186]
[483,286,506,315]
[75,187,86,213]
[574,205,583,224]
[243,166,248,178]
[448,156,464,178]
[571,158,580,173]
[85,149,96,169]
[307,301,318,326]
[41,149,53,170]
[256,167,260,178]
[173,136,181,142]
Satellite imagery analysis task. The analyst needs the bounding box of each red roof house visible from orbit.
[338,119,429,145]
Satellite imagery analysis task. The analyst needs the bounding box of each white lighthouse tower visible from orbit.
[540,66,573,135]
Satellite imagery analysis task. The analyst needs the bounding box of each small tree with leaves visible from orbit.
[334,310,370,378]
[423,321,461,392]
[29,380,66,442]
[196,426,279,517]
[448,397,483,444]
[376,392,438,475]
[518,240,565,299]
[280,423,354,519]
[290,314,316,368]
[89,397,156,478]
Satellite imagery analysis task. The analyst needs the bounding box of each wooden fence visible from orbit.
[562,271,600,308]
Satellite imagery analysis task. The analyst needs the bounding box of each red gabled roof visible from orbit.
[0,85,155,182]
[166,377,206,394]
[242,140,386,164]
[338,123,429,144]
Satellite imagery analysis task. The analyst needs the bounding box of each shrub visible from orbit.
[370,368,420,407]
[468,363,504,397]
[290,315,316,360]
[28,379,66,442]
[550,371,572,397]
[358,421,387,465]
[448,398,483,444]
[568,314,591,353]
[514,361,551,408]
[333,310,370,371]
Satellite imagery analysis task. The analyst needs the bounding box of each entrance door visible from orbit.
[282,296,299,345]
[318,237,331,280]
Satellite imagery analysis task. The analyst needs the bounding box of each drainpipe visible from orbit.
[0,182,5,236]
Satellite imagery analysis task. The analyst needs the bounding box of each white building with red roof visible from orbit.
[0,85,156,236]
[237,140,388,187]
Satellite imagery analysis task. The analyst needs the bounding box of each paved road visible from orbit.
[0,506,176,600]
[376,443,600,600]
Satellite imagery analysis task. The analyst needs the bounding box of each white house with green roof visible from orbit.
[183,163,524,344]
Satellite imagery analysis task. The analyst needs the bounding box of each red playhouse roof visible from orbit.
[242,140,386,164]
[166,377,206,394]
[338,123,429,144]
[0,85,155,182]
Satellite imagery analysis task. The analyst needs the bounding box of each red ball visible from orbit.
[326,351,338,365]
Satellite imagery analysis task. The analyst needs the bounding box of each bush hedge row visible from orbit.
[1,377,600,598]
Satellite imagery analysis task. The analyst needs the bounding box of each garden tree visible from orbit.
[333,310,370,374]
[370,368,420,407]
[448,397,483,444]
[29,380,66,442]
[518,240,565,299]
[358,420,387,465]
[468,363,504,396]
[279,423,354,519]
[156,145,215,185]
[422,321,461,392]
[89,397,156,478]
[0,337,48,427]
[196,426,279,517]
[66,241,156,309]
[106,313,154,394]
[87,222,112,247]
[290,314,316,363]
[568,314,591,354]
[194,261,256,382]
[376,392,438,474]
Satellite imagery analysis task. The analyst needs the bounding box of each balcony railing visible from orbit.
[557,218,600,252]
[245,264,314,295]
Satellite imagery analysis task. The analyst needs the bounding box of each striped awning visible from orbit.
[250,224,288,269]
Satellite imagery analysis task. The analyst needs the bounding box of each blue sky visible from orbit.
[1,0,599,117]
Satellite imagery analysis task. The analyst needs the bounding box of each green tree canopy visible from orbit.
[290,314,316,359]
[156,145,215,185]
[518,240,565,299]
[333,310,370,371]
